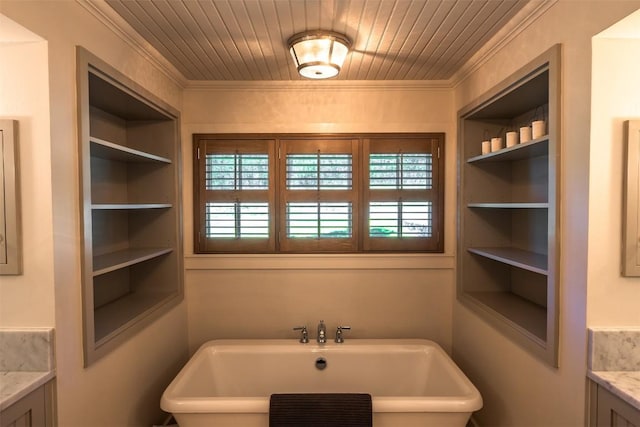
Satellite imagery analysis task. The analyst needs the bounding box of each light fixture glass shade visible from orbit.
[288,31,351,79]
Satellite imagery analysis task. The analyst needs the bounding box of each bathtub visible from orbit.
[161,339,482,427]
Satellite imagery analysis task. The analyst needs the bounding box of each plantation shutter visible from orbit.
[195,138,276,252]
[193,133,444,254]
[363,136,444,251]
[279,138,360,252]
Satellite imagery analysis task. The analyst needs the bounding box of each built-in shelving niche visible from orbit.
[77,47,183,366]
[457,45,561,366]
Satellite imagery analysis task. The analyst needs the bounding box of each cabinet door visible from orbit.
[0,387,46,427]
[596,386,640,427]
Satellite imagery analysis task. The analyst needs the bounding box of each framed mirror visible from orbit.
[622,119,640,276]
[0,119,22,275]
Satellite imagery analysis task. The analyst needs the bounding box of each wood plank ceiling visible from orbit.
[104,0,531,81]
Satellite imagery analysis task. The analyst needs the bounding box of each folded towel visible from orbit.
[269,393,372,427]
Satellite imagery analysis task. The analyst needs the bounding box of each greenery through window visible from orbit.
[193,134,444,253]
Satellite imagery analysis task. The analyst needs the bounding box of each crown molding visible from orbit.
[185,79,453,92]
[77,1,451,90]
[450,0,556,88]
[77,0,187,88]
[76,0,552,91]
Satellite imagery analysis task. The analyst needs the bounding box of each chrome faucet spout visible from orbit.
[317,320,327,344]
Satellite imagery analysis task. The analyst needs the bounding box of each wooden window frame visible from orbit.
[194,136,277,253]
[363,136,444,252]
[193,133,444,254]
[279,137,360,253]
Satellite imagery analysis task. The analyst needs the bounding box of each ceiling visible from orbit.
[103,0,534,81]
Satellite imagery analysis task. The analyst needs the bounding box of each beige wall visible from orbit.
[182,83,458,353]
[0,2,189,426]
[588,10,640,326]
[452,2,640,426]
[4,1,640,426]
[0,22,55,326]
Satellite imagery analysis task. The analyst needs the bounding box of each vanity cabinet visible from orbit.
[590,383,640,427]
[457,45,561,366]
[76,47,183,366]
[0,383,54,427]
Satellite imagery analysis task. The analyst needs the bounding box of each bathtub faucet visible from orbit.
[335,326,351,343]
[317,320,327,344]
[293,326,309,343]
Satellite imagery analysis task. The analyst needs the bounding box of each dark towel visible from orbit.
[269,393,372,427]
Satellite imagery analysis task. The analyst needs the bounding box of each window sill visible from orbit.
[184,253,454,270]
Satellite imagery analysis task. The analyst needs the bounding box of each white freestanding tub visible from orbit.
[161,339,482,427]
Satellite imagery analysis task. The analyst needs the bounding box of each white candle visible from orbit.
[490,137,504,152]
[532,120,546,139]
[520,126,532,143]
[481,140,490,155]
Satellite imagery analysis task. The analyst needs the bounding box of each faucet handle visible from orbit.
[293,326,309,343]
[335,326,351,343]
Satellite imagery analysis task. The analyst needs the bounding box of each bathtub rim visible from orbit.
[161,338,483,414]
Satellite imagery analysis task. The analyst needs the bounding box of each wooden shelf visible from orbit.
[465,291,547,345]
[467,137,548,163]
[468,247,548,275]
[468,202,548,209]
[90,136,172,163]
[94,291,175,344]
[457,45,560,366]
[466,69,550,120]
[78,47,183,366]
[93,248,173,276]
[92,203,172,210]
[89,71,169,121]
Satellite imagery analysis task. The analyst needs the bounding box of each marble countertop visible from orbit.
[0,328,56,412]
[588,328,640,411]
[0,370,56,411]
[589,370,640,410]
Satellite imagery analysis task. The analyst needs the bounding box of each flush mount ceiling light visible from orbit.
[287,31,351,79]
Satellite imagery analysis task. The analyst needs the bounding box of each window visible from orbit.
[363,137,441,252]
[195,138,276,252]
[194,134,444,253]
[279,138,360,252]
